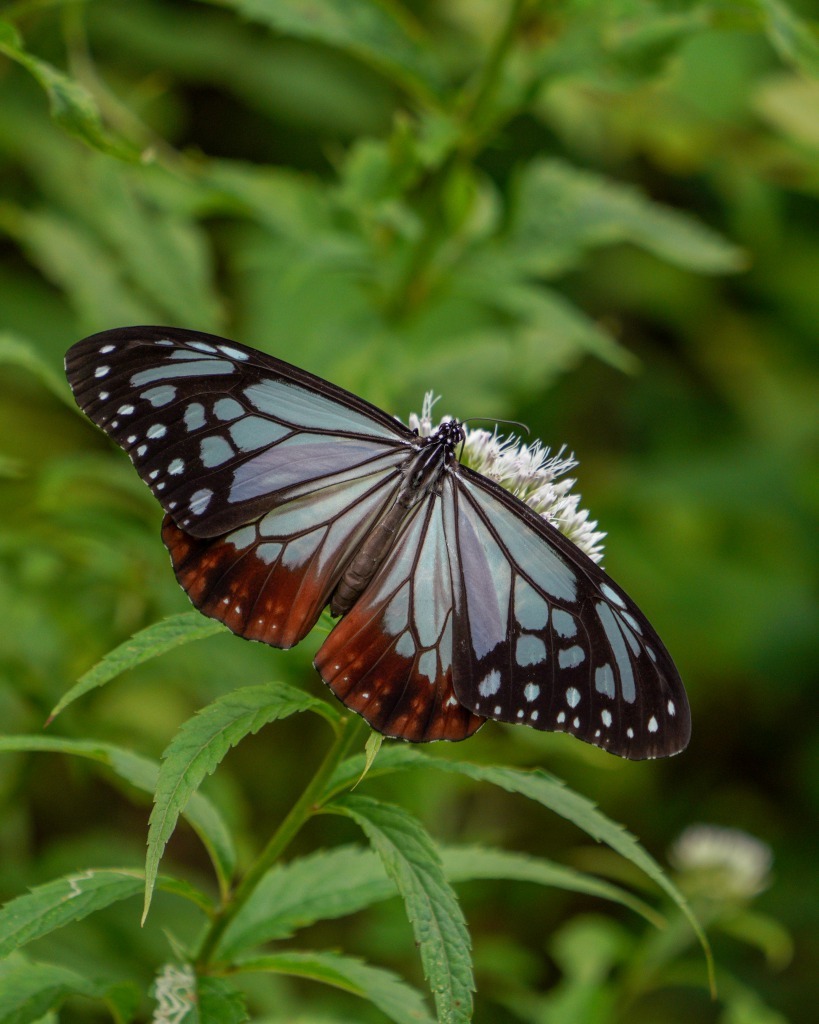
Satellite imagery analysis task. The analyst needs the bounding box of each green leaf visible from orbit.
[214,845,398,958]
[0,955,103,1024]
[0,20,138,160]
[507,159,746,276]
[328,795,473,1024]
[0,869,208,960]
[201,0,443,100]
[0,872,142,960]
[195,977,249,1024]
[215,839,661,961]
[355,731,384,787]
[0,206,155,329]
[753,0,819,77]
[0,736,234,897]
[487,282,636,374]
[236,950,434,1024]
[439,846,664,929]
[48,613,228,722]
[145,683,338,919]
[0,333,76,410]
[326,748,713,991]
[77,164,223,329]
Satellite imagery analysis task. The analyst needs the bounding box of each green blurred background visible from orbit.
[0,1,817,1021]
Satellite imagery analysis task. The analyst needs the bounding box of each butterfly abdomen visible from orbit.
[330,428,458,617]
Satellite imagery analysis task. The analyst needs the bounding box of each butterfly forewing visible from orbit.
[449,470,690,759]
[65,327,413,538]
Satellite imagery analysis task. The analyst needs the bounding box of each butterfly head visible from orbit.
[424,420,465,464]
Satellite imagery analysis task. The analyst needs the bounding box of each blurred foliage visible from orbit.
[0,0,817,1021]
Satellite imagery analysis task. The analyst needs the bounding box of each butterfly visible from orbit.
[65,326,690,759]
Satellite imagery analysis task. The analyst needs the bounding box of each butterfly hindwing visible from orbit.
[163,463,406,648]
[65,327,413,539]
[314,487,484,742]
[449,469,691,759]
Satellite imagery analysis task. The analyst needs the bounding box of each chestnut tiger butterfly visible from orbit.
[66,327,690,758]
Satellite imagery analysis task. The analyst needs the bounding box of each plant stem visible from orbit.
[387,0,530,320]
[196,714,363,968]
[461,0,529,142]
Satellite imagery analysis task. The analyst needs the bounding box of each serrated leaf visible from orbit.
[329,795,473,1024]
[0,955,103,1024]
[215,838,660,961]
[195,977,249,1024]
[0,206,155,328]
[0,20,138,160]
[214,845,398,958]
[79,164,223,328]
[0,869,208,960]
[488,282,636,373]
[236,950,434,1024]
[0,333,76,410]
[355,731,383,788]
[439,846,664,929]
[0,736,234,896]
[145,683,339,919]
[325,748,713,990]
[508,159,746,276]
[48,613,227,722]
[201,0,442,100]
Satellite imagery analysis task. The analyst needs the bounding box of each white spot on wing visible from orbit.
[219,344,249,360]
[667,700,676,716]
[95,366,110,378]
[594,664,615,698]
[168,458,184,475]
[478,670,501,697]
[559,646,585,669]
[552,609,577,638]
[565,686,580,708]
[189,488,213,515]
[601,583,626,608]
[523,682,540,702]
[147,424,167,439]
[648,716,658,733]
[601,709,612,727]
[99,344,115,354]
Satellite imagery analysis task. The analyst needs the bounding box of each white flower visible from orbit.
[409,391,606,563]
[152,964,196,1024]
[670,824,773,899]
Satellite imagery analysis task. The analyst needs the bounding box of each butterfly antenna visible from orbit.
[461,416,531,436]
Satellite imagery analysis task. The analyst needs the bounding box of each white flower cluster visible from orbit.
[670,824,773,899]
[409,391,606,564]
[152,963,196,1024]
